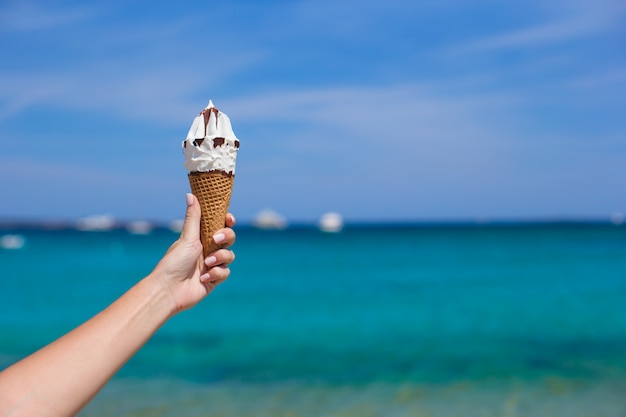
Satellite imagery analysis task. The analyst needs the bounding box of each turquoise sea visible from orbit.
[1,223,626,416]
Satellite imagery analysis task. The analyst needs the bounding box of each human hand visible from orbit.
[151,193,236,315]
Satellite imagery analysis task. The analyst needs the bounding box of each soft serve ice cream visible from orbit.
[181,100,240,263]
[182,100,240,175]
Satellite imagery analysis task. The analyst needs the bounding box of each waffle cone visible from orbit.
[188,171,234,258]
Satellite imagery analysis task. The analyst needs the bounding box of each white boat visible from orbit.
[126,220,152,235]
[169,219,184,233]
[0,234,25,250]
[76,214,116,231]
[253,210,288,230]
[318,212,343,233]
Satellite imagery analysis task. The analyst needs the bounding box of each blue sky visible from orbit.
[1,0,625,223]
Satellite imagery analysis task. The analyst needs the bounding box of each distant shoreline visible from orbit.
[0,218,623,232]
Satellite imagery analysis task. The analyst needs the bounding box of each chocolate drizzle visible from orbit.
[190,137,235,148]
[189,169,235,178]
[201,106,220,137]
[183,103,240,154]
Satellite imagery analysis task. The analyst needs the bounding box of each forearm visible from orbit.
[0,274,174,417]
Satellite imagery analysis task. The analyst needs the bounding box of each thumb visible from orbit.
[180,193,201,242]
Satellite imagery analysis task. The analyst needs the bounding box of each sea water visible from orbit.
[1,223,625,416]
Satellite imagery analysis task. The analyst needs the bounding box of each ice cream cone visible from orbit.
[188,171,235,258]
[182,100,239,259]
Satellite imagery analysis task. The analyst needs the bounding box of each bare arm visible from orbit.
[0,194,236,417]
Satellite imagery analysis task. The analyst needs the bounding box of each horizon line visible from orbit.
[0,216,623,231]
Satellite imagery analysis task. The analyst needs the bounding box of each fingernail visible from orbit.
[213,233,225,244]
[205,256,217,266]
[186,193,194,206]
[200,272,210,282]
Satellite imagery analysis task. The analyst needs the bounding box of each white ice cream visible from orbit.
[182,100,240,175]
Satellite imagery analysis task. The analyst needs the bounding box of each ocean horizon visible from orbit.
[1,215,623,231]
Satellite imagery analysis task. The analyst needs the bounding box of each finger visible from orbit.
[204,249,235,268]
[180,193,201,242]
[225,213,237,227]
[212,227,236,248]
[201,265,231,284]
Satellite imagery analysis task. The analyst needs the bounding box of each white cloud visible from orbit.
[449,0,625,54]
[0,157,185,220]
[461,19,602,52]
[566,67,626,91]
[0,157,177,189]
[0,1,98,32]
[227,84,525,189]
[0,49,262,124]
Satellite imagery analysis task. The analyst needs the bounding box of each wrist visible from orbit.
[142,272,180,320]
